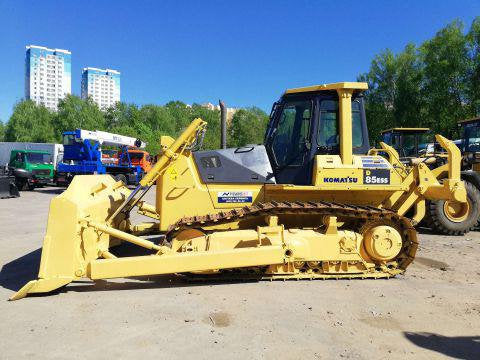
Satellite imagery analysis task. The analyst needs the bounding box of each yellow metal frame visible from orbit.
[284,82,368,95]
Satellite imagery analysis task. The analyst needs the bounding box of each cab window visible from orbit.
[317,100,338,147]
[317,99,365,149]
[63,134,75,145]
[10,152,24,166]
[403,135,416,156]
[271,100,312,167]
[352,101,364,147]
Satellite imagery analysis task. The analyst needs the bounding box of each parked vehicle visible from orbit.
[7,150,54,190]
[119,149,152,173]
[56,129,148,185]
[0,142,63,169]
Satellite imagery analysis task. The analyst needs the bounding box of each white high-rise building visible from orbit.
[25,45,72,111]
[81,67,120,110]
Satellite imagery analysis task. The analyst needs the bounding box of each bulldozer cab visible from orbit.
[458,118,480,158]
[264,83,370,185]
[380,128,434,158]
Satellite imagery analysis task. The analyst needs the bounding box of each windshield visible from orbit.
[464,123,480,152]
[63,134,75,145]
[119,152,144,164]
[26,153,52,164]
[102,149,118,157]
[128,152,144,160]
[386,131,433,157]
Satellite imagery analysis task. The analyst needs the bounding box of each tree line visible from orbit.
[1,17,479,150]
[0,96,269,155]
[360,17,480,142]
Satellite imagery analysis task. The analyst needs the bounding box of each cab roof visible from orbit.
[284,82,368,95]
[458,117,480,125]
[381,127,430,134]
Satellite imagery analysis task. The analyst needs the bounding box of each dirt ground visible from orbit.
[0,187,479,360]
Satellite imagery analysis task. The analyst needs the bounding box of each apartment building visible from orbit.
[81,67,120,109]
[25,45,72,110]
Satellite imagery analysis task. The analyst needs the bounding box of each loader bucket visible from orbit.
[10,175,131,300]
[0,174,19,199]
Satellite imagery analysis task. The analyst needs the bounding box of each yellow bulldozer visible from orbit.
[11,82,467,300]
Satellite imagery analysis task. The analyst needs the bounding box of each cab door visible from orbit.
[9,152,24,169]
[265,98,317,185]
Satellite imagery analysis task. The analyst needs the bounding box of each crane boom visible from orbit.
[75,129,146,148]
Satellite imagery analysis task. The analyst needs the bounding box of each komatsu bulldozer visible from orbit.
[379,127,480,234]
[11,82,467,300]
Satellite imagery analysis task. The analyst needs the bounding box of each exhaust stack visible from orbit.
[219,99,227,149]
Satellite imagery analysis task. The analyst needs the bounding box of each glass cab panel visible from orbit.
[270,100,312,167]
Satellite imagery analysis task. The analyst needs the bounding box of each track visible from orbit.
[166,201,419,280]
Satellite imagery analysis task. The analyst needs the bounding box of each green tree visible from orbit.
[359,18,480,142]
[105,102,140,129]
[420,20,472,135]
[5,100,56,142]
[467,16,480,115]
[228,107,269,147]
[0,121,5,141]
[137,104,177,154]
[393,44,424,128]
[190,104,221,150]
[2,95,264,155]
[358,44,423,143]
[165,101,192,135]
[55,95,106,139]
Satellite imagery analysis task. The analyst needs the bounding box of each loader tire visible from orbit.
[425,181,480,235]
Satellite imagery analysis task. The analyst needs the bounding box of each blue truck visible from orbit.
[56,129,146,185]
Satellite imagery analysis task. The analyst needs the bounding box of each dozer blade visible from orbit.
[10,175,131,300]
[10,279,73,301]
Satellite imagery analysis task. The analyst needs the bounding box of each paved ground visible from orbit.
[0,187,479,360]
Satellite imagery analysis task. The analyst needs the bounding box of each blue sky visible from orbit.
[0,0,479,122]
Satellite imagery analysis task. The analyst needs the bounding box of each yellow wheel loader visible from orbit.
[11,82,467,300]
[379,127,480,234]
